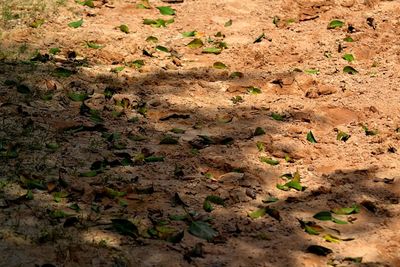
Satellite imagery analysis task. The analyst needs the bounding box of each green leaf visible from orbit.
[76,0,94,7]
[249,208,266,219]
[49,210,70,219]
[85,41,103,49]
[343,37,354,42]
[271,113,284,121]
[16,84,30,94]
[105,187,127,198]
[129,59,145,69]
[260,157,279,166]
[160,136,178,145]
[53,191,68,203]
[229,71,244,79]
[26,190,34,200]
[187,38,204,48]
[343,66,358,74]
[256,141,265,152]
[79,170,97,177]
[323,234,341,243]
[68,18,83,28]
[203,200,213,212]
[331,217,348,224]
[146,36,158,43]
[189,221,218,241]
[284,154,294,163]
[344,257,363,263]
[46,143,59,150]
[206,195,225,206]
[156,45,169,52]
[144,156,164,162]
[129,135,147,142]
[328,20,344,29]
[254,33,265,43]
[68,92,88,102]
[136,0,150,9]
[306,245,333,256]
[313,211,332,221]
[143,18,169,28]
[247,86,262,95]
[299,220,325,235]
[69,203,81,211]
[169,214,188,221]
[111,219,138,237]
[54,67,73,77]
[262,197,279,203]
[307,131,317,143]
[202,47,222,54]
[231,95,243,104]
[337,131,350,142]
[342,54,354,62]
[332,205,360,215]
[156,6,176,15]
[304,69,320,75]
[284,180,303,191]
[166,230,184,243]
[49,47,61,55]
[182,30,197,37]
[361,125,377,136]
[119,24,129,33]
[254,127,266,136]
[111,66,125,73]
[170,128,185,134]
[213,61,227,69]
[224,19,232,27]
[21,177,46,190]
[279,173,300,189]
[30,18,45,28]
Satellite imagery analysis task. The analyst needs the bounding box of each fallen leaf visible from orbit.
[323,234,341,243]
[260,157,279,166]
[337,131,350,142]
[182,31,197,37]
[224,19,232,27]
[313,211,332,221]
[146,36,158,43]
[119,24,129,33]
[187,38,204,48]
[306,245,333,256]
[328,20,344,29]
[111,219,138,237]
[189,221,218,241]
[68,19,83,28]
[249,208,266,219]
[247,86,262,95]
[156,45,169,52]
[254,33,265,43]
[156,6,176,15]
[343,66,358,74]
[307,131,317,143]
[342,54,354,62]
[254,127,266,136]
[332,205,360,215]
[213,62,227,69]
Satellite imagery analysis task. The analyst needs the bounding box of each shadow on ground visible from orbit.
[0,58,397,267]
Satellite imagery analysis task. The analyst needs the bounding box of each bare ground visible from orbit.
[0,0,400,266]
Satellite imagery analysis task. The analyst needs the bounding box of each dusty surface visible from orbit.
[0,0,400,266]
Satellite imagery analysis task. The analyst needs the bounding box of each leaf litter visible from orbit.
[0,0,399,266]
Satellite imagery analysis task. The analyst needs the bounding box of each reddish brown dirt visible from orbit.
[0,0,400,266]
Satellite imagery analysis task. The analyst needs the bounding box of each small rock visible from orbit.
[218,172,245,185]
[229,188,248,203]
[245,188,257,199]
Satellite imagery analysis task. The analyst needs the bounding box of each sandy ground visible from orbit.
[0,0,400,266]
